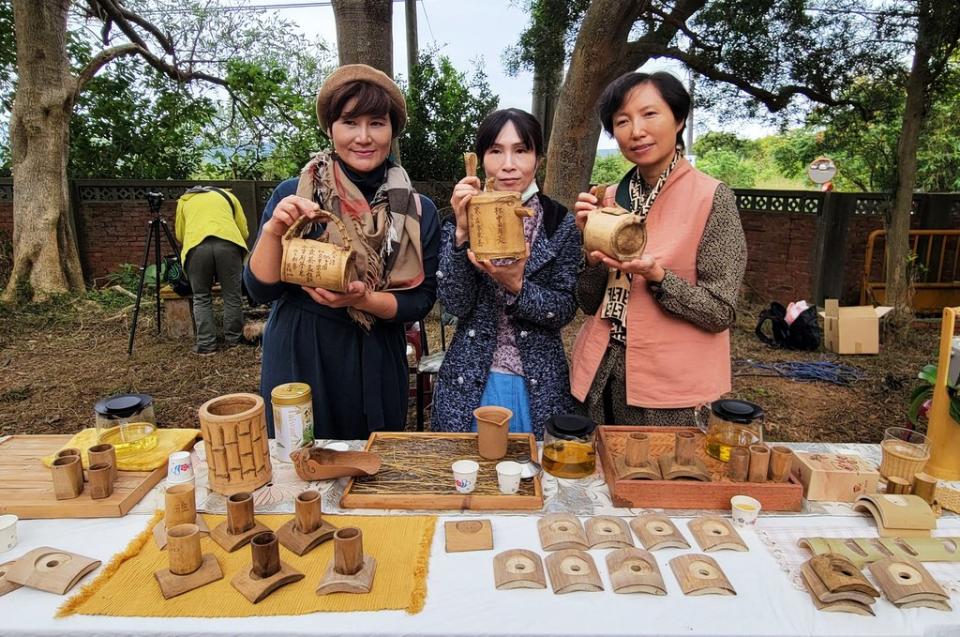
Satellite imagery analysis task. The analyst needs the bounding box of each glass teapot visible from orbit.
[694,399,765,462]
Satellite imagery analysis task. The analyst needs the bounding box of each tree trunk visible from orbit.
[885,0,935,329]
[331,0,393,76]
[531,57,561,154]
[4,0,85,303]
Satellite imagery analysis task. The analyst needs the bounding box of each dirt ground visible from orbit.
[0,287,940,443]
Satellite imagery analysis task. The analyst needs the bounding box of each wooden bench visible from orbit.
[861,229,960,312]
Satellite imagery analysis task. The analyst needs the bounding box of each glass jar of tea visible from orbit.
[542,414,597,479]
[695,399,764,462]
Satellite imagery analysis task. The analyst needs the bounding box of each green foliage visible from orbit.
[503,0,590,76]
[399,51,499,182]
[696,148,757,188]
[590,153,631,185]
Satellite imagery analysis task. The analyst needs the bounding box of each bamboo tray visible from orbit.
[340,432,543,511]
[597,426,803,511]
[0,434,195,519]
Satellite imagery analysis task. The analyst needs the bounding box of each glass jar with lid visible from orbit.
[541,414,597,479]
[93,393,158,454]
[695,399,764,462]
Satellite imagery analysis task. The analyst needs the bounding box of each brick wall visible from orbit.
[740,211,818,303]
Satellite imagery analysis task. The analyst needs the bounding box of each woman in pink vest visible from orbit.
[570,71,746,426]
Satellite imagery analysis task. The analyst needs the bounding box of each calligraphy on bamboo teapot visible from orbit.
[280,211,359,292]
[582,184,647,261]
[463,152,534,261]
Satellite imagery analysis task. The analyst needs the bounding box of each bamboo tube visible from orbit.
[198,393,272,496]
[56,447,81,459]
[295,490,322,534]
[886,476,912,495]
[88,462,114,499]
[913,472,938,504]
[333,527,363,575]
[51,456,83,499]
[625,433,650,467]
[768,446,793,482]
[464,152,477,178]
[251,532,280,579]
[165,483,197,527]
[88,443,118,485]
[675,431,697,466]
[167,523,202,576]
[727,447,750,482]
[227,492,254,535]
[748,444,770,483]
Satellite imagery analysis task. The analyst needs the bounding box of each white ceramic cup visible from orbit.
[0,514,18,553]
[452,460,480,494]
[495,461,522,494]
[730,495,762,527]
[166,451,195,485]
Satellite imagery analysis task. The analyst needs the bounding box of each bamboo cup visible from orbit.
[51,456,83,500]
[625,433,650,467]
[333,527,363,576]
[167,523,202,576]
[165,483,197,527]
[675,431,697,466]
[475,406,511,460]
[251,532,280,579]
[88,462,114,499]
[88,443,118,485]
[295,490,322,534]
[56,447,81,459]
[768,446,793,482]
[227,492,255,535]
[583,207,647,261]
[913,472,938,504]
[727,447,750,482]
[886,476,912,495]
[748,444,770,483]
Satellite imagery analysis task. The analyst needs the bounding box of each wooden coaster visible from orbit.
[538,513,588,551]
[154,553,223,599]
[668,554,735,596]
[630,514,690,551]
[231,561,304,604]
[316,556,376,595]
[493,549,546,589]
[0,560,23,597]
[445,519,494,553]
[585,516,633,549]
[688,516,748,552]
[853,494,937,538]
[4,547,101,595]
[276,518,338,556]
[210,520,271,553]
[544,549,603,594]
[614,455,661,481]
[800,562,877,606]
[657,454,711,482]
[605,548,666,595]
[808,554,879,598]
[154,516,211,550]
[867,556,951,610]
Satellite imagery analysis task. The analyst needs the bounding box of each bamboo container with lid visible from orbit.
[463,152,534,261]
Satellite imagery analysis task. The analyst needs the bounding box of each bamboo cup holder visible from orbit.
[154,523,223,599]
[231,532,304,604]
[615,432,661,480]
[88,443,117,486]
[198,393,272,496]
[0,559,22,597]
[51,456,83,500]
[88,463,114,500]
[606,547,666,595]
[280,212,359,291]
[544,549,603,594]
[154,483,209,549]
[277,490,338,556]
[585,516,634,549]
[211,492,270,552]
[658,430,710,481]
[316,527,377,595]
[630,513,690,551]
[493,549,546,589]
[538,513,589,551]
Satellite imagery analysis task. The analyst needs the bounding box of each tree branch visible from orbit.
[74,43,140,95]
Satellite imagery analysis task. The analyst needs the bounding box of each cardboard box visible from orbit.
[819,299,893,354]
[792,451,880,502]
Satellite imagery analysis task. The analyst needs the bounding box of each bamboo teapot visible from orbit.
[582,184,647,261]
[280,211,359,292]
[463,152,534,261]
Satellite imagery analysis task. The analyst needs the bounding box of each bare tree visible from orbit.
[331,0,393,75]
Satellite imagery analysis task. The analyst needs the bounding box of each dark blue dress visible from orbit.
[243,177,439,439]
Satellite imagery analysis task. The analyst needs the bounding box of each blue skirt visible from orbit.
[475,371,533,434]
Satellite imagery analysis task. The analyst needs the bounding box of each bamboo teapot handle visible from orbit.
[514,206,535,219]
[281,209,355,250]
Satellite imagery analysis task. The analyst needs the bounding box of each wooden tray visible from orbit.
[340,432,543,511]
[0,434,195,519]
[597,426,803,511]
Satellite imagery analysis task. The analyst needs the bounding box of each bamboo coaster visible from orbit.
[154,554,223,600]
[493,549,546,590]
[538,513,588,551]
[316,528,376,595]
[630,514,690,551]
[544,549,603,594]
[231,532,304,604]
[605,548,666,595]
[0,560,22,597]
[800,562,875,616]
[4,547,101,595]
[585,516,633,549]
[688,516,748,552]
[868,556,951,611]
[808,554,880,598]
[668,554,735,596]
[445,519,494,553]
[277,490,338,557]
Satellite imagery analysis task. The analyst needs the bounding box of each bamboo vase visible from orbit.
[198,393,272,495]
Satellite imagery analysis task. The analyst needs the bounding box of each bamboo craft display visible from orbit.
[340,432,542,511]
[688,516,748,552]
[231,532,304,604]
[800,558,877,615]
[277,490,337,556]
[316,528,377,595]
[853,494,937,538]
[198,393,272,496]
[463,150,534,261]
[211,492,270,552]
[583,185,647,261]
[596,427,804,511]
[50,456,83,500]
[88,443,118,486]
[925,306,960,480]
[280,212,359,292]
[154,523,224,599]
[87,463,114,500]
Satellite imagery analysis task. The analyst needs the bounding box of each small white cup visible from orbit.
[323,441,350,452]
[166,451,194,485]
[0,514,18,553]
[730,495,762,528]
[496,461,522,494]
[452,460,480,494]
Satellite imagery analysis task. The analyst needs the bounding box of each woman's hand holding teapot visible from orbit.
[263,195,321,238]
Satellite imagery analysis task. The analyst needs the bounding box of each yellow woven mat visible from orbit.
[41,428,200,471]
[59,512,436,617]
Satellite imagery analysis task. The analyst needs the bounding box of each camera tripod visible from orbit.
[127,191,182,355]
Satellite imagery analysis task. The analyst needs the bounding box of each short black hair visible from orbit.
[597,71,690,149]
[475,108,544,160]
[326,81,400,136]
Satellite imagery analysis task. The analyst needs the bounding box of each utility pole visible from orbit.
[405,0,418,77]
[686,72,695,158]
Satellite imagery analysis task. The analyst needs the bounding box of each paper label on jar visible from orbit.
[274,404,314,462]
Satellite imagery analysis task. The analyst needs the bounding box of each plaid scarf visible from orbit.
[296,151,424,329]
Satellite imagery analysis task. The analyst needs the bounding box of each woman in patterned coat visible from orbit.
[431,109,582,438]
